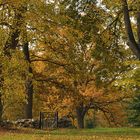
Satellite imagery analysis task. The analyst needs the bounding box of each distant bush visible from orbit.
[85,119,95,128]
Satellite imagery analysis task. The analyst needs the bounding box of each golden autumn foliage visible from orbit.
[0,0,138,128]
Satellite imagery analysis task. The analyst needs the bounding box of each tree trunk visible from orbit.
[76,111,84,129]
[4,7,24,56]
[76,103,87,129]
[0,88,3,122]
[23,41,33,119]
[122,0,140,58]
[0,65,3,122]
[25,77,33,119]
[0,7,25,121]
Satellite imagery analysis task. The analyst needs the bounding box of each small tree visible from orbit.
[128,92,140,127]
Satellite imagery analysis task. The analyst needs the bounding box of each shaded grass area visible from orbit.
[48,127,140,136]
[0,128,140,140]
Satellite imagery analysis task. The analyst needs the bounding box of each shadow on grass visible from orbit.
[34,128,140,137]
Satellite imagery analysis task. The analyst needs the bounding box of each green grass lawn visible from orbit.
[0,128,140,140]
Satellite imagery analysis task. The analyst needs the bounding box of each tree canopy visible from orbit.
[0,0,139,128]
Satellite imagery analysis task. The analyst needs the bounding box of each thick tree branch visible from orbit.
[137,12,140,44]
[0,22,12,28]
[35,77,73,92]
[31,57,67,67]
[122,0,140,59]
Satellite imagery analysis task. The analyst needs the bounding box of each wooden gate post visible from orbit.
[39,112,42,129]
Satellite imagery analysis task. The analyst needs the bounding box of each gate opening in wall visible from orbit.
[39,112,58,129]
